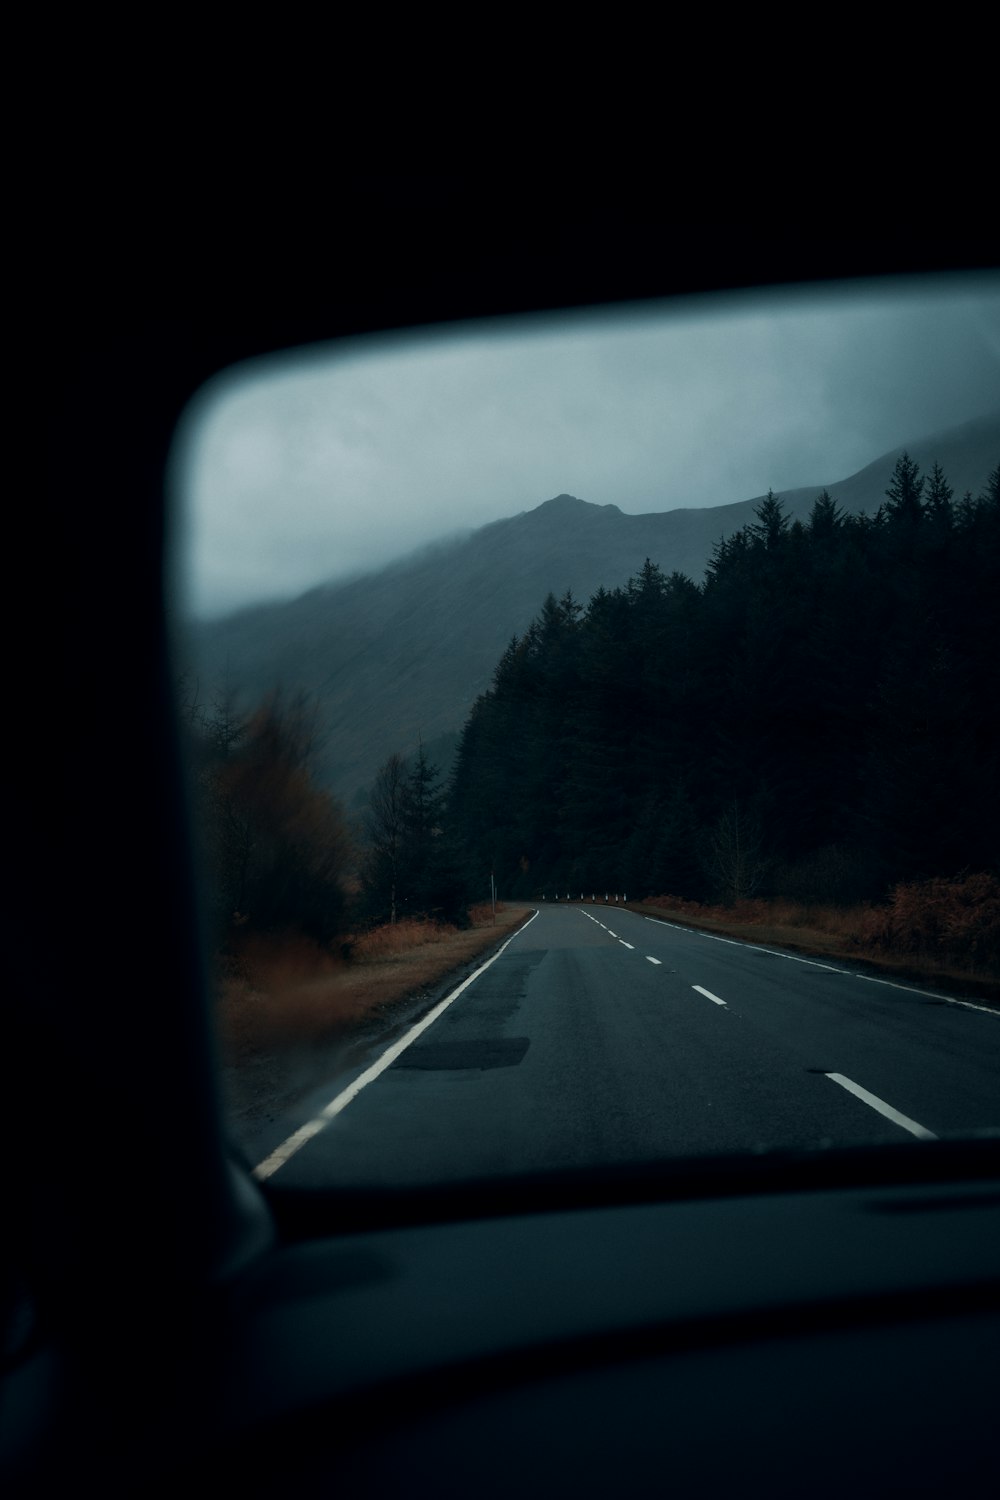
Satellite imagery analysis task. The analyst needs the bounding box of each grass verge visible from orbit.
[215,905,533,1135]
[218,904,529,1060]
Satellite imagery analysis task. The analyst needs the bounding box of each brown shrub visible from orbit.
[468,900,507,927]
[855,873,1000,969]
[644,893,708,919]
[350,917,459,963]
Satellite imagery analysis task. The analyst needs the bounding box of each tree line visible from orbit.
[448,455,1000,905]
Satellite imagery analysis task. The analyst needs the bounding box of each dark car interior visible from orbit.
[11,179,999,1492]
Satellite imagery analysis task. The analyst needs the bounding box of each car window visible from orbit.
[169,273,1000,1192]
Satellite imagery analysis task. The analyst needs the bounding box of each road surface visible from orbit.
[251,904,1000,1187]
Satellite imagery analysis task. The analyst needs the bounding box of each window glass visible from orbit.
[170,274,1000,1189]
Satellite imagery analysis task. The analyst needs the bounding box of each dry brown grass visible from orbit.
[632,876,1000,1001]
[349,917,460,962]
[467,900,507,927]
[215,904,526,1063]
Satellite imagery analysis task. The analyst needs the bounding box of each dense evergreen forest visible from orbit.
[448,455,1000,906]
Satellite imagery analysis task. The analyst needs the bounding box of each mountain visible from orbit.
[186,411,1000,804]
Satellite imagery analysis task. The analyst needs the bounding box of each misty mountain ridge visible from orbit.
[188,409,1000,803]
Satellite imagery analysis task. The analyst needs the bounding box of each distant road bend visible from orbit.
[253,905,1000,1188]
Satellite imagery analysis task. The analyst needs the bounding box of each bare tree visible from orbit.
[706,799,767,905]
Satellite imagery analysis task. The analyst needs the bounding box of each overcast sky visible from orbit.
[173,273,1000,619]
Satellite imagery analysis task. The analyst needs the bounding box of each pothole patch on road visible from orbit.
[393,1037,531,1071]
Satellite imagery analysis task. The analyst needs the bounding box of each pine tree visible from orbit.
[401,745,446,915]
[923,461,953,519]
[748,491,789,551]
[923,461,954,543]
[884,452,924,524]
[808,490,845,540]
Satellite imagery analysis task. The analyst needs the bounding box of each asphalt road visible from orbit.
[254,905,1000,1187]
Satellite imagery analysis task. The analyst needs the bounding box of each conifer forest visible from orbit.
[449,456,1000,907]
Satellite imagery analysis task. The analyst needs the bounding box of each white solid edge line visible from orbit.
[252,909,540,1182]
[693,984,726,1007]
[825,1073,937,1141]
[644,916,840,971]
[646,956,662,965]
[644,915,998,1010]
[846,971,1000,1013]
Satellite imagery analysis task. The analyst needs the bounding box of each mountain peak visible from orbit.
[538,493,586,510]
[532,494,622,516]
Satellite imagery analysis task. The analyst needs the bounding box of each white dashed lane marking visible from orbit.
[693,985,727,1007]
[823,1073,937,1141]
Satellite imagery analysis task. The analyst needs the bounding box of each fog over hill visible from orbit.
[186,410,1000,804]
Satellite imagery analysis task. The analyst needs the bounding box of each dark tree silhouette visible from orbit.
[449,455,1000,906]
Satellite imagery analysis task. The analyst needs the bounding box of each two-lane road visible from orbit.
[254,905,1000,1186]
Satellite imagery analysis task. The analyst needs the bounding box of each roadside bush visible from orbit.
[854,872,1000,972]
[468,900,506,927]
